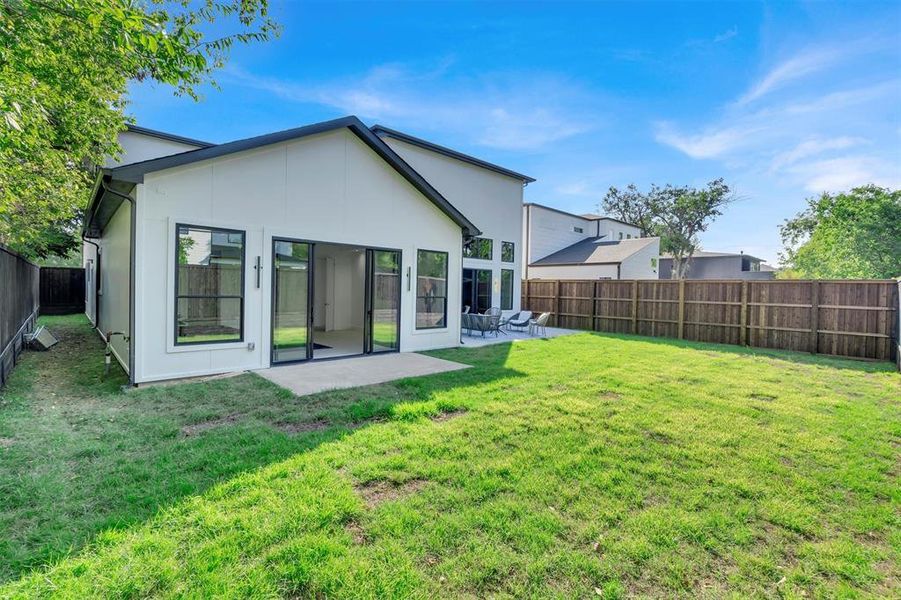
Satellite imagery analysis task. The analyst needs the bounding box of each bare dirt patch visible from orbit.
[276,419,329,434]
[344,519,367,544]
[432,409,467,422]
[0,438,14,449]
[355,478,428,508]
[599,390,622,400]
[180,414,242,437]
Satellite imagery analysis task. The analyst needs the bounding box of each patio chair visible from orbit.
[505,310,532,332]
[483,307,501,317]
[529,312,550,337]
[461,312,473,336]
[486,311,504,336]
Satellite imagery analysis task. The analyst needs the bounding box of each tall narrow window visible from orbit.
[416,250,448,329]
[501,269,514,310]
[463,237,493,260]
[175,224,245,345]
[501,241,515,263]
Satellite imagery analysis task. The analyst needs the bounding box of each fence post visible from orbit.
[555,280,562,328]
[739,281,748,346]
[677,279,685,339]
[631,280,638,334]
[896,279,900,372]
[810,280,819,354]
[522,280,529,310]
[592,280,599,331]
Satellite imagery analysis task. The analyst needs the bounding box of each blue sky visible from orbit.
[127,1,901,264]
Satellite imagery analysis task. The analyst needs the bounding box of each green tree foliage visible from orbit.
[0,0,278,258]
[602,179,733,279]
[779,185,901,279]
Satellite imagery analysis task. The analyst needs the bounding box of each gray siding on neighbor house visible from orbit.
[659,255,775,280]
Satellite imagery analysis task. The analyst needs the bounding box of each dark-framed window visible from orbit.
[463,237,493,260]
[501,269,514,310]
[501,241,515,263]
[416,249,448,329]
[175,224,245,345]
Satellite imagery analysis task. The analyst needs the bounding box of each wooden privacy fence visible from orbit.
[40,267,86,315]
[1,244,40,387]
[522,279,899,364]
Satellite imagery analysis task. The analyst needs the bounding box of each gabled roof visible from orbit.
[372,125,536,183]
[530,236,658,266]
[88,116,481,237]
[125,124,214,148]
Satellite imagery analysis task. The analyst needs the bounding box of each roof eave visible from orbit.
[372,125,536,183]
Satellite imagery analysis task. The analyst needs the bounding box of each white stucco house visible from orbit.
[83,117,533,385]
[521,203,660,280]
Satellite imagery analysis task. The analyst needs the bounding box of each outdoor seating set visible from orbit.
[461,306,551,337]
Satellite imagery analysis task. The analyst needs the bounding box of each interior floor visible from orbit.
[313,327,364,359]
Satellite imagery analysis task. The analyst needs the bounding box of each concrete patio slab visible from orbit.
[459,326,578,348]
[256,352,470,397]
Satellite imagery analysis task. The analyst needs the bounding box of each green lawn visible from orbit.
[0,314,898,598]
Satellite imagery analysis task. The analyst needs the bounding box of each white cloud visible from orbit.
[769,136,867,171]
[788,156,901,192]
[713,27,738,43]
[654,122,762,159]
[223,63,596,151]
[738,47,842,104]
[654,34,901,193]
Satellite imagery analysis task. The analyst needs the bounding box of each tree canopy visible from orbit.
[601,179,733,279]
[0,0,278,258]
[779,185,901,279]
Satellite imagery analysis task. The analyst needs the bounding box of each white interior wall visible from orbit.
[134,128,463,383]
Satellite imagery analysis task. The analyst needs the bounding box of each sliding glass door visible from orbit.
[366,249,401,353]
[271,240,312,363]
[462,268,492,314]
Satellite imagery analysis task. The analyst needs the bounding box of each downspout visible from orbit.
[524,204,531,281]
[99,181,137,387]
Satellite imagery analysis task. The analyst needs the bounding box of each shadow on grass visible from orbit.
[0,315,524,583]
[578,329,897,374]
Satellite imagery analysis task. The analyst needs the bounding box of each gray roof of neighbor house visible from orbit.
[530,236,658,266]
[85,116,481,238]
[125,124,214,148]
[660,251,766,263]
[372,125,536,183]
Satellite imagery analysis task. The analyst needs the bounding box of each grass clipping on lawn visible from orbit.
[0,315,898,598]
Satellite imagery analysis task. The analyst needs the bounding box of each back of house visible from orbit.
[83,118,532,385]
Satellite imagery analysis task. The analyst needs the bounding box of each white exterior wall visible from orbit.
[381,138,523,316]
[594,218,642,242]
[94,201,131,372]
[105,130,202,168]
[133,129,463,383]
[528,263,620,280]
[619,238,661,279]
[83,241,98,325]
[523,205,596,271]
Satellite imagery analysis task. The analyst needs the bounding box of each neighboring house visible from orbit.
[658,251,776,280]
[522,203,660,280]
[82,117,531,385]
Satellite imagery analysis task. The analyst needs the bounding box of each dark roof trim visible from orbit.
[125,124,214,148]
[371,125,536,183]
[106,116,480,237]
